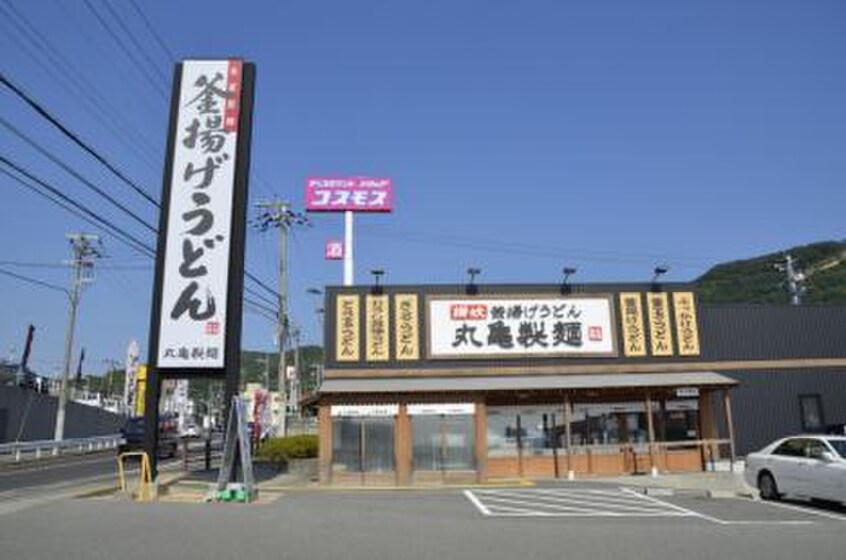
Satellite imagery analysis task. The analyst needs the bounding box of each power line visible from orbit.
[0,2,163,169]
[82,0,169,99]
[0,156,155,257]
[354,224,716,269]
[0,72,159,206]
[0,165,111,240]
[0,116,156,233]
[0,266,68,295]
[100,0,171,87]
[0,261,151,271]
[127,0,177,63]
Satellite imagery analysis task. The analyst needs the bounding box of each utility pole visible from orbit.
[254,200,309,436]
[54,233,101,442]
[776,254,806,306]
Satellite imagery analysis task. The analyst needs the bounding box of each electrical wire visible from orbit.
[0,266,68,295]
[0,116,156,233]
[127,0,177,63]
[0,2,163,169]
[100,0,171,87]
[82,0,169,100]
[0,157,155,257]
[0,72,159,206]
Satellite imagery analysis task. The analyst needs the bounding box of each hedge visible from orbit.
[256,435,318,464]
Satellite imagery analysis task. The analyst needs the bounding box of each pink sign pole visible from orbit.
[344,211,353,286]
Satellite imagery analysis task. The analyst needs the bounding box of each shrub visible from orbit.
[256,435,318,464]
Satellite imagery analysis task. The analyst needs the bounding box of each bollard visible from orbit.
[15,449,21,462]
[182,438,189,472]
[204,437,212,471]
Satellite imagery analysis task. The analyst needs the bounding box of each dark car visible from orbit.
[118,417,178,459]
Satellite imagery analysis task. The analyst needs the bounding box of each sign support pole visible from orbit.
[344,210,353,286]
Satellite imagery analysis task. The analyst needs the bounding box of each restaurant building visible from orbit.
[313,282,846,485]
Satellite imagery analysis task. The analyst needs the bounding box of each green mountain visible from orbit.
[696,241,846,305]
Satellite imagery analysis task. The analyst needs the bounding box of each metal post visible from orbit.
[564,394,574,480]
[54,234,100,442]
[291,325,301,417]
[723,389,737,472]
[344,210,353,286]
[645,392,657,478]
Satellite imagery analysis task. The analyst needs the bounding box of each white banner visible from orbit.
[427,296,617,358]
[407,403,475,416]
[158,60,243,368]
[331,404,398,418]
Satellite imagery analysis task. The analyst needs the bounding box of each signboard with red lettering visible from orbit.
[325,240,344,260]
[427,296,618,359]
[305,177,393,212]
[150,58,255,375]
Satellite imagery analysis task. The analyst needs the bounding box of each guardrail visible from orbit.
[0,434,124,462]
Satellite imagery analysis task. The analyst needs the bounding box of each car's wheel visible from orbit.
[758,472,780,501]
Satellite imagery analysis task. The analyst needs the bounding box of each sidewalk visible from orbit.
[591,468,758,498]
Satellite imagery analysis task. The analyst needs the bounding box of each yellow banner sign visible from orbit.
[336,295,360,362]
[646,292,674,356]
[135,364,147,417]
[673,292,701,356]
[366,295,390,361]
[619,293,647,357]
[394,294,420,361]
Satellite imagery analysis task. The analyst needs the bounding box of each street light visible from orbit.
[370,269,385,294]
[561,266,577,293]
[466,267,481,295]
[651,265,669,288]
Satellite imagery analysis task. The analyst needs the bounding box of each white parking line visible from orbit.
[463,490,491,516]
[754,499,846,522]
[465,487,819,525]
[476,489,673,514]
[466,488,696,518]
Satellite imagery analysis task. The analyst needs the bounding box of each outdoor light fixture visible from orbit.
[651,265,669,286]
[370,269,385,293]
[466,267,481,295]
[561,266,577,293]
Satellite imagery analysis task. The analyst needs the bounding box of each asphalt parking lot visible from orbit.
[1,482,844,560]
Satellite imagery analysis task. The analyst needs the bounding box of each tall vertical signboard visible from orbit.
[145,59,256,477]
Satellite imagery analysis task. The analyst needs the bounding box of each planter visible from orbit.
[287,458,318,480]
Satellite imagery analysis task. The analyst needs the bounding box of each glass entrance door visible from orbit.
[411,411,475,481]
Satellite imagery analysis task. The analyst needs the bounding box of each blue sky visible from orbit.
[1,0,844,377]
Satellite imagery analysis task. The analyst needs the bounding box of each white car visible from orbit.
[744,435,846,504]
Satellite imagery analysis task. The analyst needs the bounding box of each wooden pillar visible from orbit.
[645,392,657,477]
[395,404,411,486]
[564,394,574,480]
[474,399,487,483]
[723,390,737,471]
[698,389,717,470]
[317,403,332,485]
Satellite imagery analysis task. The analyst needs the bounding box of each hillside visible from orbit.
[696,240,846,305]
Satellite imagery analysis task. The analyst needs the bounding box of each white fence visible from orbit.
[0,434,123,462]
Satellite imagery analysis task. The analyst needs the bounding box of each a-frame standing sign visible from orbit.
[213,396,256,502]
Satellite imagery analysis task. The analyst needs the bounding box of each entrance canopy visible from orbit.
[319,371,737,395]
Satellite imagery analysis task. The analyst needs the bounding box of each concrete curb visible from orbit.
[631,486,758,500]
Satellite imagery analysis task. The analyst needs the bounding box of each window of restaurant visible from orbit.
[330,405,397,476]
[487,406,566,478]
[409,404,475,473]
